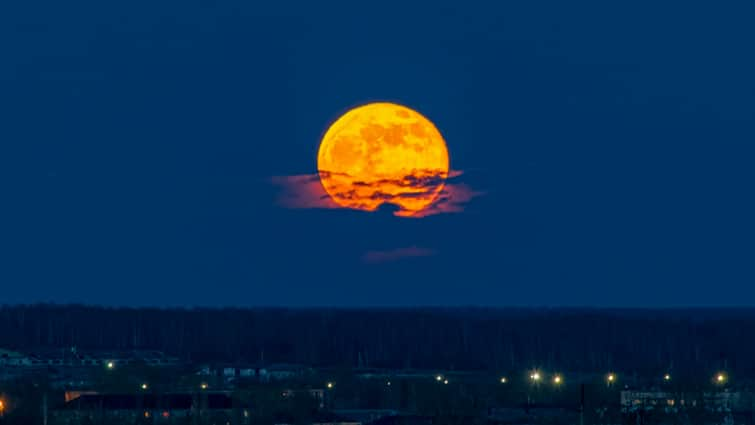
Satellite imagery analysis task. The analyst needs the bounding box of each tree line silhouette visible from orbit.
[1,305,753,377]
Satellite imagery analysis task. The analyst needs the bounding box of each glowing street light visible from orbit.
[500,377,507,384]
[326,382,334,389]
[200,383,208,390]
[663,374,671,382]
[141,383,148,390]
[106,361,114,370]
[530,372,541,382]
[0,399,5,414]
[435,375,443,382]
[443,379,449,385]
[715,373,727,384]
[553,375,563,385]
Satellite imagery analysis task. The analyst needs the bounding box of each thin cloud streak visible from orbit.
[362,246,436,264]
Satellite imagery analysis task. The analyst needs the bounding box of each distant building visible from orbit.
[620,390,752,412]
[52,392,249,425]
[198,363,313,383]
[0,347,180,369]
[264,363,313,381]
[0,349,31,366]
[282,389,326,408]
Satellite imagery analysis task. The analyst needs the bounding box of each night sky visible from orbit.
[3,2,754,306]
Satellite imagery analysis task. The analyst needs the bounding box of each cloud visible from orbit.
[270,170,481,217]
[269,174,339,209]
[361,246,437,264]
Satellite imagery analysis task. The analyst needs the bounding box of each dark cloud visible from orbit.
[270,170,481,217]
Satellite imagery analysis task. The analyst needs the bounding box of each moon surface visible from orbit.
[317,102,450,216]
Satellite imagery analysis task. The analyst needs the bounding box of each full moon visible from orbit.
[317,102,450,216]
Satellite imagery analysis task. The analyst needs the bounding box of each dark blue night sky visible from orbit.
[2,1,754,306]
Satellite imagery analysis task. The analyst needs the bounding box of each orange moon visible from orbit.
[317,102,450,216]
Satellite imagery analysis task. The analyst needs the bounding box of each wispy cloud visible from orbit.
[361,246,437,264]
[269,174,338,209]
[270,170,481,217]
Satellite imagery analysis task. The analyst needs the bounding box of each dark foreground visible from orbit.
[1,305,755,424]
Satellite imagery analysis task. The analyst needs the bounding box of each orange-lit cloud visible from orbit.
[270,170,480,217]
[362,246,436,264]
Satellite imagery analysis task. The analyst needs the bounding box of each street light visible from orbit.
[715,373,727,385]
[530,372,541,382]
[200,383,208,390]
[141,383,148,390]
[663,374,671,382]
[607,373,616,383]
[106,361,114,370]
[443,379,449,385]
[435,375,443,382]
[326,382,334,389]
[500,377,507,384]
[553,375,563,385]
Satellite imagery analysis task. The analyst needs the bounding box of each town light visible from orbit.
[607,373,616,383]
[326,382,334,389]
[500,377,507,384]
[386,381,391,386]
[663,374,671,381]
[716,373,727,384]
[200,383,208,390]
[0,399,4,412]
[141,383,148,390]
[443,379,449,385]
[106,361,114,370]
[553,375,563,385]
[436,375,443,382]
[530,372,541,382]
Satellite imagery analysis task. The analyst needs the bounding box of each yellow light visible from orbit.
[443,379,449,385]
[553,375,562,385]
[327,382,334,389]
[200,383,208,390]
[663,374,671,381]
[0,400,4,410]
[141,383,148,390]
[531,372,541,382]
[607,373,616,383]
[107,361,114,369]
[500,377,507,384]
[436,375,443,382]
[716,373,727,383]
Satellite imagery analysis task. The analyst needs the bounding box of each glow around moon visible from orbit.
[317,102,450,216]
